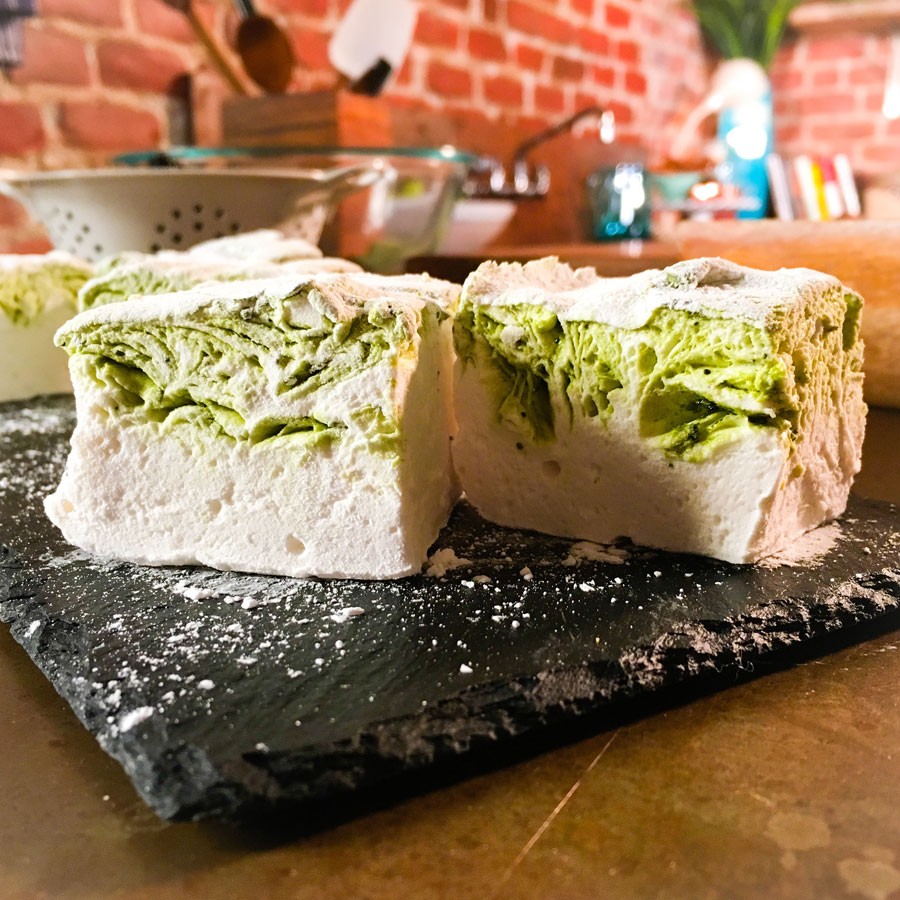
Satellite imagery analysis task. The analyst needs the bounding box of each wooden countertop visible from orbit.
[408,239,680,282]
[2,410,900,899]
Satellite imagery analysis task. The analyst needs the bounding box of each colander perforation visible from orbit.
[5,170,349,261]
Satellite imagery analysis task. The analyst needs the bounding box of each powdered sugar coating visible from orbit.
[464,256,854,330]
[0,250,91,275]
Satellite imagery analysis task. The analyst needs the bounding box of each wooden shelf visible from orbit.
[789,0,900,36]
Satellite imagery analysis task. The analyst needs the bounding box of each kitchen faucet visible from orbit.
[465,105,615,199]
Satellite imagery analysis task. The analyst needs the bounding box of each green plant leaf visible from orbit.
[762,0,797,68]
[694,5,744,59]
[687,0,803,69]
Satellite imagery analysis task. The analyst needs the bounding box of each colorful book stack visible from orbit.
[765,153,861,221]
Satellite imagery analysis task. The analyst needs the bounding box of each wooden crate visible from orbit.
[222,90,392,149]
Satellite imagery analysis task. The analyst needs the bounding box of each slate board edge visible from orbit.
[4,541,900,823]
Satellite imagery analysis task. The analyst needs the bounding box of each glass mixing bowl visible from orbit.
[116,146,479,273]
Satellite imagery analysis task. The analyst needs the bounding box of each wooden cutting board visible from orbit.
[2,396,900,822]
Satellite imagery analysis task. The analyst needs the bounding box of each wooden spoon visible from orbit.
[160,0,252,94]
[232,0,295,93]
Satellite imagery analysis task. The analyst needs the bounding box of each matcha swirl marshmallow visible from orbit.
[46,272,460,579]
[452,257,866,564]
[77,252,363,312]
[0,251,92,402]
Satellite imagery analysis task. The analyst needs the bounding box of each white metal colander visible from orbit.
[0,167,378,261]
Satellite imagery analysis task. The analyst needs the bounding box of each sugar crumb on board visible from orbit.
[563,541,630,567]
[330,606,365,623]
[118,706,155,733]
[425,547,472,577]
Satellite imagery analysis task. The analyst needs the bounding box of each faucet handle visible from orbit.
[462,155,511,198]
[513,158,531,195]
[488,159,508,194]
[463,156,551,199]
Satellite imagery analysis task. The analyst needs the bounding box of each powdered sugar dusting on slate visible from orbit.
[759,523,843,568]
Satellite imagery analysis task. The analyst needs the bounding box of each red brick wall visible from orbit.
[0,0,708,158]
[0,0,203,250]
[772,31,900,178]
[0,0,708,249]
[379,0,708,154]
[3,0,199,166]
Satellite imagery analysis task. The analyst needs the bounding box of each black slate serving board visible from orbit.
[2,396,900,823]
